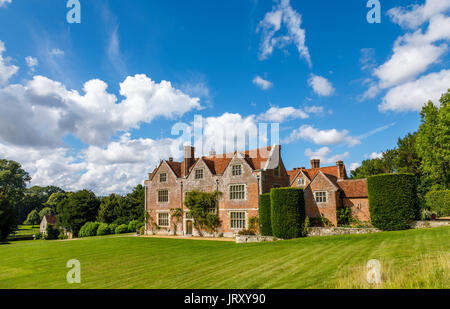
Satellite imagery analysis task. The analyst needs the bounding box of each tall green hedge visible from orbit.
[259,193,272,236]
[270,188,305,239]
[367,173,419,231]
[425,190,450,217]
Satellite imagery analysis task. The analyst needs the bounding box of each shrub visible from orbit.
[302,217,310,237]
[115,224,128,234]
[45,224,59,240]
[238,229,256,236]
[270,188,306,239]
[337,207,354,226]
[79,222,100,238]
[139,225,145,236]
[368,173,419,231]
[97,223,110,236]
[259,193,272,236]
[58,232,68,240]
[128,220,139,233]
[248,216,260,234]
[108,223,118,234]
[425,190,450,217]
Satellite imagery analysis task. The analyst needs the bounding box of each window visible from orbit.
[195,169,204,179]
[232,165,242,176]
[158,190,169,203]
[230,185,245,200]
[298,178,305,185]
[208,203,217,214]
[230,212,246,229]
[159,172,167,183]
[185,212,193,219]
[157,212,169,227]
[273,166,280,177]
[314,191,327,203]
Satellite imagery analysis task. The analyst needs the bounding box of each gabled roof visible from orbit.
[44,214,56,225]
[337,179,368,198]
[149,146,274,179]
[287,165,340,185]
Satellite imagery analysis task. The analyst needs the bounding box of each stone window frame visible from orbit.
[229,184,246,201]
[230,211,247,230]
[314,191,328,203]
[194,168,204,180]
[157,189,169,203]
[157,211,170,227]
[232,164,242,176]
[159,172,167,183]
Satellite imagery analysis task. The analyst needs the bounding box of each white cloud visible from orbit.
[379,69,450,112]
[50,48,64,56]
[350,162,361,171]
[252,76,273,90]
[0,0,11,8]
[387,0,450,29]
[257,0,311,66]
[0,72,202,147]
[25,56,38,68]
[365,152,383,160]
[284,125,360,146]
[0,134,184,195]
[362,2,450,104]
[257,106,308,122]
[0,40,18,85]
[308,74,335,96]
[360,48,377,71]
[304,147,349,165]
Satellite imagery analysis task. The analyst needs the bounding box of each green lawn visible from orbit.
[0,227,449,289]
[7,225,40,241]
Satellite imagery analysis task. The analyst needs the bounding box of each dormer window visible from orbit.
[273,166,280,177]
[195,169,204,180]
[232,165,242,176]
[159,172,167,183]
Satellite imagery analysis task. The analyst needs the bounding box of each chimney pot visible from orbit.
[169,157,173,162]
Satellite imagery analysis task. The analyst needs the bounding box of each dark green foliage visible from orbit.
[18,186,64,223]
[45,224,59,240]
[368,173,419,231]
[97,223,110,236]
[270,188,306,239]
[0,193,15,241]
[425,190,450,217]
[259,193,272,236]
[108,223,118,234]
[57,190,100,237]
[139,225,145,235]
[98,193,121,224]
[115,224,128,234]
[184,191,221,236]
[79,222,101,238]
[38,207,52,220]
[128,220,139,233]
[24,209,41,225]
[337,207,354,226]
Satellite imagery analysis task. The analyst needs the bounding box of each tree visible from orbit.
[416,90,450,190]
[184,191,221,236]
[18,186,64,222]
[0,193,15,241]
[170,208,183,235]
[98,194,122,224]
[393,132,421,176]
[38,207,52,220]
[24,209,40,225]
[0,159,30,219]
[350,152,394,179]
[57,190,100,237]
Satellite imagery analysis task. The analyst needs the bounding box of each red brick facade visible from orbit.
[144,145,289,237]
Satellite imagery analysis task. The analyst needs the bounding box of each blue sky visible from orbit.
[0,0,449,195]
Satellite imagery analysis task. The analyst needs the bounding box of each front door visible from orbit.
[186,221,193,235]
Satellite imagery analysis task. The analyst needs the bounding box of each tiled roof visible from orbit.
[44,214,56,225]
[154,146,273,178]
[337,179,368,198]
[287,165,340,184]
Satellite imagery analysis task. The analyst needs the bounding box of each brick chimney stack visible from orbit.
[183,146,195,176]
[336,161,346,180]
[311,159,320,169]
